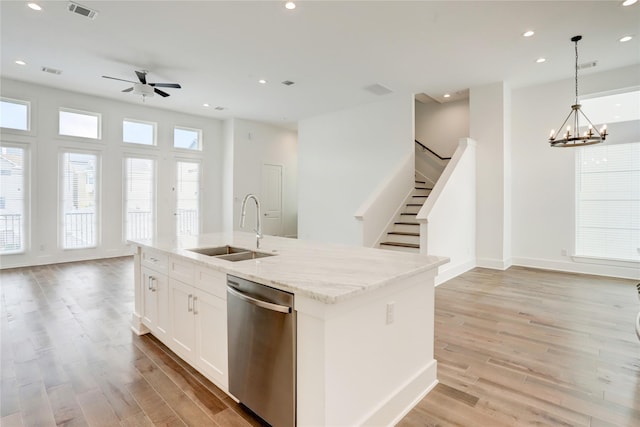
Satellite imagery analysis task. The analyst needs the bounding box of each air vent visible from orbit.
[578,60,598,70]
[68,1,98,19]
[364,83,393,96]
[282,80,295,86]
[214,106,225,111]
[41,66,62,75]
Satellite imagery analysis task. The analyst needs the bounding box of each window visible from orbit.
[575,142,640,262]
[1,98,30,131]
[124,157,155,241]
[123,119,156,145]
[176,161,200,236]
[0,146,26,253]
[61,152,98,249]
[59,108,101,139]
[174,127,201,150]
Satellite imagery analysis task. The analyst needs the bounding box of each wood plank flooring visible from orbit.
[1,257,638,426]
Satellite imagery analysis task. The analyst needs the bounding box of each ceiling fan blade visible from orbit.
[122,87,134,92]
[103,75,137,84]
[135,70,147,84]
[154,88,170,97]
[149,83,181,89]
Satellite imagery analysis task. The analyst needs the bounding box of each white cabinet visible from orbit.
[167,260,229,390]
[141,248,170,343]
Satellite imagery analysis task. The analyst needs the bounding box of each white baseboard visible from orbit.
[435,259,476,286]
[512,257,640,280]
[130,313,150,336]
[476,257,512,270]
[358,360,438,427]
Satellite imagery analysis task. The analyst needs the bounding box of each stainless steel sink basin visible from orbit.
[186,246,276,262]
[187,246,249,256]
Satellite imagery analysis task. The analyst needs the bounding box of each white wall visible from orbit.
[470,81,512,269]
[511,64,640,279]
[298,94,414,245]
[230,118,298,238]
[418,138,477,285]
[415,98,469,158]
[0,78,222,268]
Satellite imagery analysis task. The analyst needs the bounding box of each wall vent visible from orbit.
[41,66,62,75]
[578,60,598,70]
[68,2,98,19]
[364,83,393,96]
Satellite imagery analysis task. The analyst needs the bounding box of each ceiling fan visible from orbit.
[102,70,181,99]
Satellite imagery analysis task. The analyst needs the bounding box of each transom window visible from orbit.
[1,98,30,131]
[174,127,202,150]
[59,108,101,139]
[123,119,156,146]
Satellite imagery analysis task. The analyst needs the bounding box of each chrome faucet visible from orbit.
[240,194,262,249]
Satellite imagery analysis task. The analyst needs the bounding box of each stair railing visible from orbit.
[415,140,452,161]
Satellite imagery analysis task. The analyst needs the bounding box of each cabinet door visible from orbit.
[194,290,228,389]
[155,273,170,343]
[141,268,158,329]
[169,279,196,362]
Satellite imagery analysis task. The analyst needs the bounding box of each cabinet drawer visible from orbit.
[169,257,196,284]
[141,249,168,274]
[195,267,227,299]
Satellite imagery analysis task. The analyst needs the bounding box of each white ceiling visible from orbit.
[1,1,639,129]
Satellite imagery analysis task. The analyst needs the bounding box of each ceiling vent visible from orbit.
[281,80,295,86]
[41,66,62,75]
[578,60,598,70]
[214,106,225,111]
[68,2,98,19]
[364,83,393,96]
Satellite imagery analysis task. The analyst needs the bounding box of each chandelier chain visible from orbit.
[574,39,579,104]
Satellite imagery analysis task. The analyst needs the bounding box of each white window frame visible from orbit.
[574,141,640,266]
[123,154,157,242]
[58,107,102,141]
[0,142,30,254]
[173,126,202,151]
[123,118,157,146]
[174,158,202,236]
[59,149,101,250]
[0,97,31,133]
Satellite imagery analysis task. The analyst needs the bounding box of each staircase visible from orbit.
[379,180,431,253]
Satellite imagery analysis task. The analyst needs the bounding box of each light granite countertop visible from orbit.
[130,232,448,304]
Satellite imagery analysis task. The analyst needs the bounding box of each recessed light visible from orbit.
[259,79,267,84]
[443,93,451,98]
[523,30,535,37]
[203,103,210,107]
[615,103,622,107]
[622,0,637,6]
[536,57,547,63]
[285,1,296,10]
[15,60,27,66]
[619,35,633,42]
[27,2,42,11]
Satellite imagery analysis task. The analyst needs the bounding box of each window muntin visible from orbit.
[61,152,98,249]
[174,127,202,150]
[0,98,30,131]
[124,157,155,241]
[176,160,200,236]
[0,146,26,253]
[59,109,101,139]
[576,142,640,262]
[123,119,156,146]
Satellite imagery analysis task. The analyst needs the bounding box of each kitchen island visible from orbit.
[130,232,447,427]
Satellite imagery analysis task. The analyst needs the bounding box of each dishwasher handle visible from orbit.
[227,286,292,314]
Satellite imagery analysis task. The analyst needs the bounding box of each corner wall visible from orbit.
[298,95,414,245]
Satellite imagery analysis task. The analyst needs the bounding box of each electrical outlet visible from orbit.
[386,302,395,325]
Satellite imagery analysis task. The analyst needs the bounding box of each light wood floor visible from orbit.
[1,258,638,426]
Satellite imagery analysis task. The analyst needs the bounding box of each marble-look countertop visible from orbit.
[130,232,448,304]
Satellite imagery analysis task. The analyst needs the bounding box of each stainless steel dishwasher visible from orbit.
[227,275,296,427]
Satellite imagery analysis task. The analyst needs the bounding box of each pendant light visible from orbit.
[548,35,608,147]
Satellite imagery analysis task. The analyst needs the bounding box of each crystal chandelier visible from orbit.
[548,35,608,147]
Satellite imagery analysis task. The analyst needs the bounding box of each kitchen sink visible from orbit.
[186,246,276,262]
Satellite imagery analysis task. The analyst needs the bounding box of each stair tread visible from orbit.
[395,221,419,226]
[412,195,428,198]
[406,204,423,207]
[388,231,419,236]
[380,242,420,248]
[400,212,417,215]
[415,180,426,184]
[415,187,433,190]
